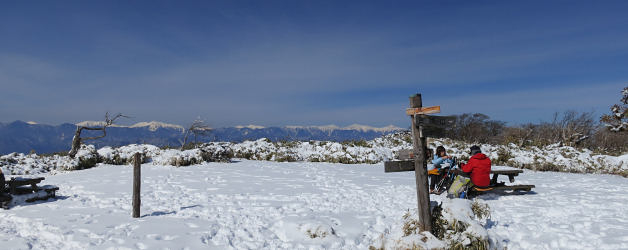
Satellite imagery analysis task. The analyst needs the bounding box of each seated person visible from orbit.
[0,168,12,204]
[429,146,454,193]
[461,145,491,188]
[0,168,5,192]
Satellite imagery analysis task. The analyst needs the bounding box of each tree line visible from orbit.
[428,87,628,154]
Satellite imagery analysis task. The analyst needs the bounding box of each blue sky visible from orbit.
[1,1,627,127]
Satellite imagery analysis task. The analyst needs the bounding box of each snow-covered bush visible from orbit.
[153,148,204,166]
[1,153,68,175]
[150,143,233,167]
[198,143,233,162]
[427,136,628,177]
[0,143,233,174]
[97,144,160,165]
[371,199,492,250]
[68,144,99,171]
[1,131,627,177]
[0,145,99,174]
[228,136,406,164]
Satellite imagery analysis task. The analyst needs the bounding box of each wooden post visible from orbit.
[409,94,432,232]
[132,153,141,218]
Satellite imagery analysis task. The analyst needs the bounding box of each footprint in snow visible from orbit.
[146,234,178,241]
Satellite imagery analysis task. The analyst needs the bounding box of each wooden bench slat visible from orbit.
[384,161,415,172]
[39,185,59,191]
[472,185,535,193]
[9,177,45,186]
[490,170,523,174]
[490,185,535,191]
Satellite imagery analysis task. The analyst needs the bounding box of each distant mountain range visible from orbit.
[0,120,405,154]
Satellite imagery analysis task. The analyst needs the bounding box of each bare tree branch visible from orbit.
[181,117,213,150]
[68,112,129,158]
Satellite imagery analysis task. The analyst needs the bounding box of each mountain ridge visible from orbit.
[0,120,406,154]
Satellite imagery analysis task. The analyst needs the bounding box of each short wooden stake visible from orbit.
[132,153,141,218]
[409,94,432,232]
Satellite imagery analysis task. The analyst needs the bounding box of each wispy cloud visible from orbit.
[1,1,627,126]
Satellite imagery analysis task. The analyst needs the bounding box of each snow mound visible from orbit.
[1,143,232,175]
[0,144,98,175]
[372,198,494,249]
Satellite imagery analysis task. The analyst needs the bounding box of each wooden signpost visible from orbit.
[386,95,535,233]
[387,93,440,232]
[132,153,141,218]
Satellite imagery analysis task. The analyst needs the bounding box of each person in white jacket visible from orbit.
[429,146,454,193]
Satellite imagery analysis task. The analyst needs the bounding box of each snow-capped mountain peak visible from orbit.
[235,125,266,129]
[75,121,184,132]
[75,121,123,127]
[344,124,404,132]
[286,124,403,132]
[129,121,185,132]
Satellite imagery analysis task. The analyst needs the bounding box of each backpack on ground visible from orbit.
[447,175,470,198]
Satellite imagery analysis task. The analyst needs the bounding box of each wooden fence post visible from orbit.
[132,153,141,218]
[409,93,432,232]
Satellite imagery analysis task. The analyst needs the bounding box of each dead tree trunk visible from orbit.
[69,113,128,158]
[69,127,83,157]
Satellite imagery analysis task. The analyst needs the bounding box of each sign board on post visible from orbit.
[384,160,415,172]
[406,106,441,116]
[384,94,448,233]
[421,115,456,128]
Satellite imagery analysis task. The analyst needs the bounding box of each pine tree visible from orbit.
[601,87,628,132]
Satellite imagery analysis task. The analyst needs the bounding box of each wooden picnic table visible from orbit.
[4,177,59,199]
[448,169,523,182]
[2,176,60,208]
[8,177,46,194]
[489,169,523,184]
[384,160,535,192]
[434,168,523,182]
[449,169,534,192]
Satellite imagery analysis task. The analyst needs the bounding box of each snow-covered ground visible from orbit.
[2,161,627,249]
[483,170,628,249]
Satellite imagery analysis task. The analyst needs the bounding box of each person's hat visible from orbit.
[470,145,481,156]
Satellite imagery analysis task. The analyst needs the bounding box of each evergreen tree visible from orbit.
[601,87,628,132]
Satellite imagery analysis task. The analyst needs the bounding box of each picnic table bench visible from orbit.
[384,160,535,193]
[3,176,59,204]
[450,168,535,192]
[490,169,522,184]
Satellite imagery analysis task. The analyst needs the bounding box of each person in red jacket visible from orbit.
[461,145,491,187]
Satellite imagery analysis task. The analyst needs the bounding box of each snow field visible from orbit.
[1,161,420,249]
[483,171,628,249]
[2,161,628,249]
